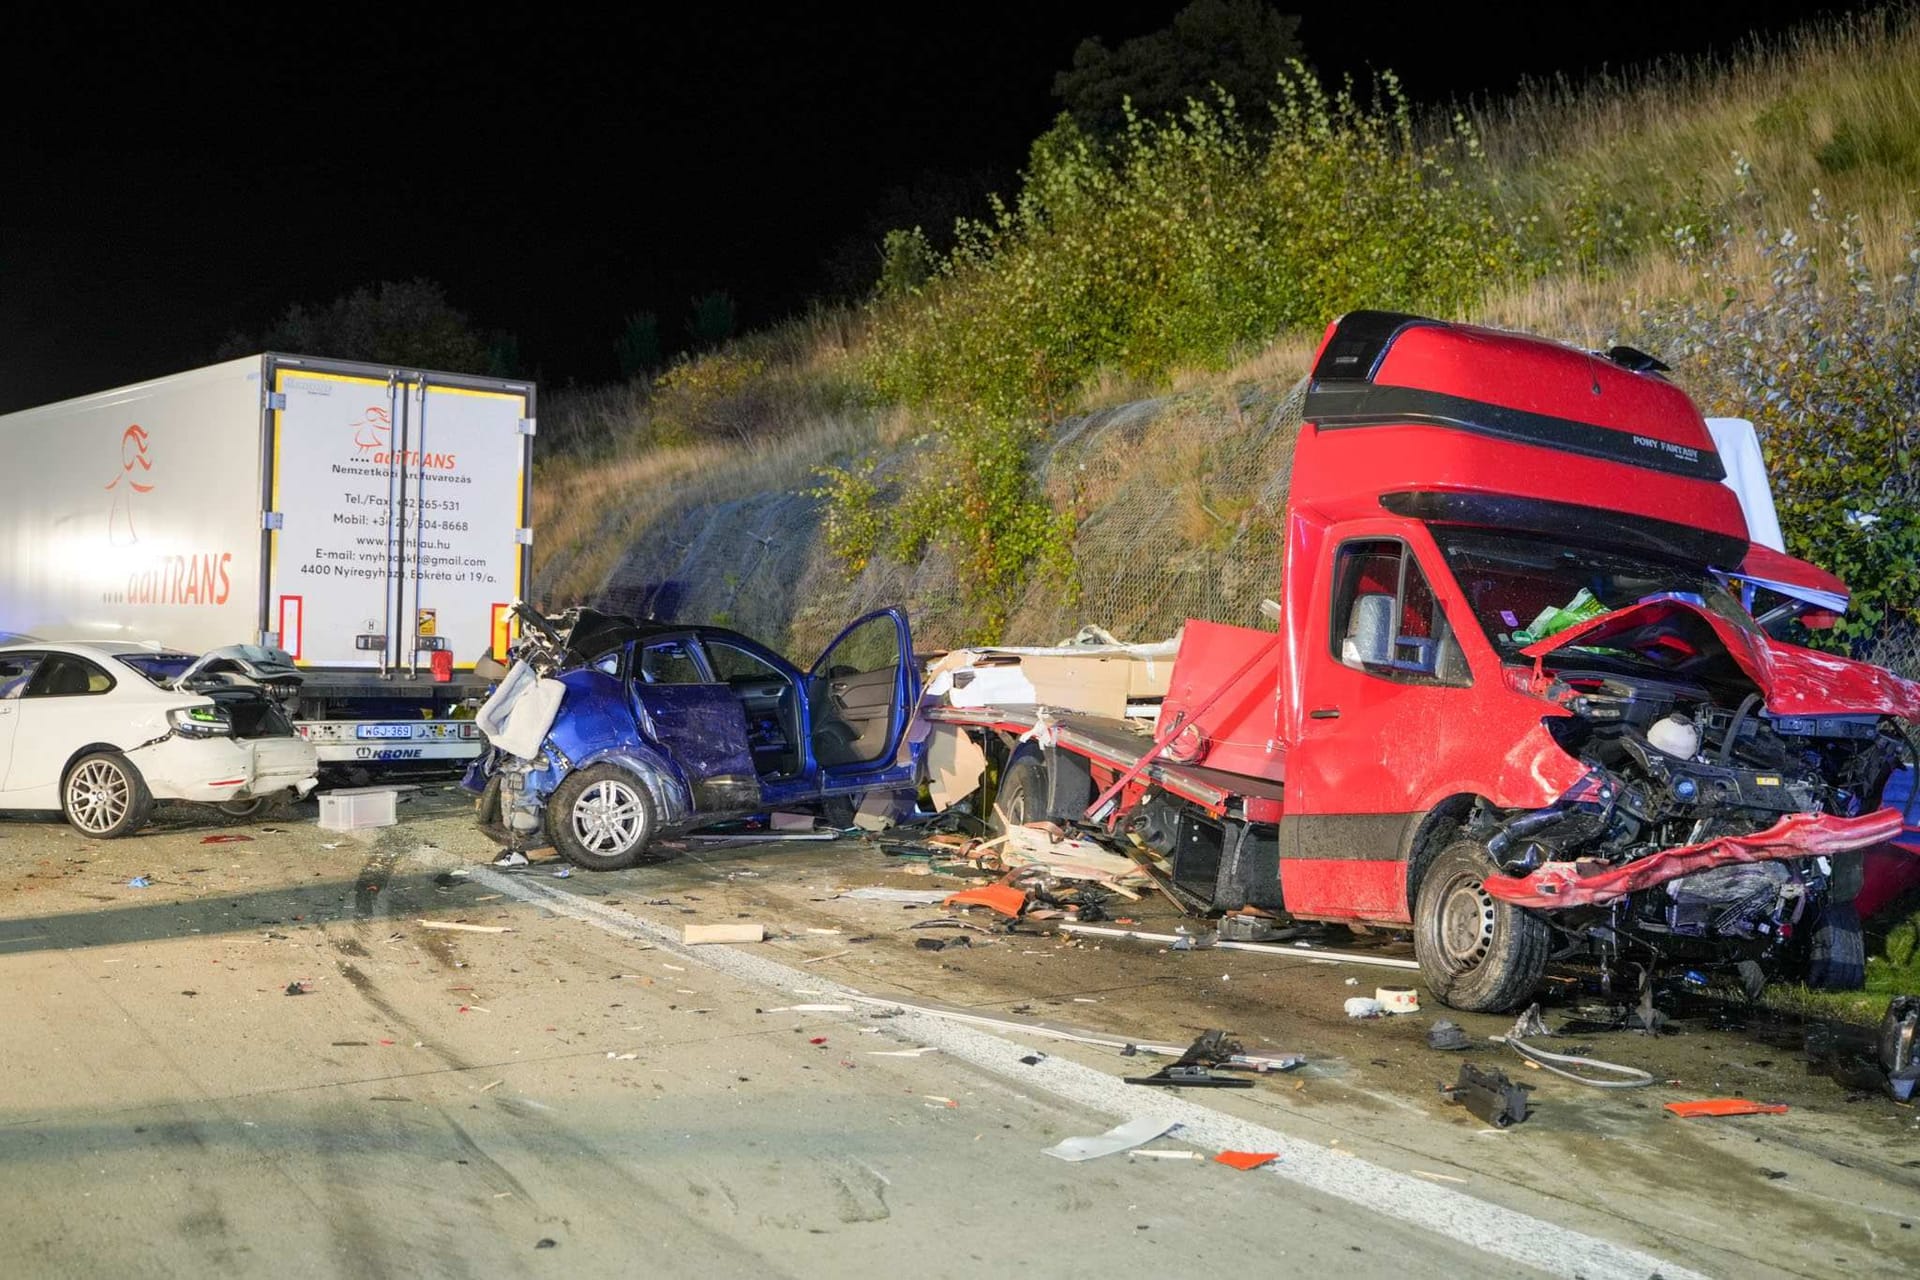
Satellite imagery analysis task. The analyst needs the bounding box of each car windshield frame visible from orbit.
[1434,529,1758,666]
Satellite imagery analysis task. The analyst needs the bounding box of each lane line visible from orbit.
[471,865,1700,1280]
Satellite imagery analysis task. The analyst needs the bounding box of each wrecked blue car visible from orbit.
[468,606,922,870]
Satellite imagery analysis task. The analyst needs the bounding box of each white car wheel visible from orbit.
[63,752,153,839]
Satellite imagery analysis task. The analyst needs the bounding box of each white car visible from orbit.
[0,642,318,837]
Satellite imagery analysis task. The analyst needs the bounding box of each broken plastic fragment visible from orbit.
[1214,1150,1279,1171]
[1664,1099,1788,1119]
[1043,1116,1177,1162]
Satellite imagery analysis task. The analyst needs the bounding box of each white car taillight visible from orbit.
[169,705,233,738]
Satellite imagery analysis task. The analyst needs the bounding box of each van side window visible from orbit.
[1329,540,1470,686]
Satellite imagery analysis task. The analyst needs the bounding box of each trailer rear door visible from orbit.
[265,360,531,671]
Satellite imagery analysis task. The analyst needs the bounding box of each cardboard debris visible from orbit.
[684,922,766,945]
[853,790,898,832]
[925,723,989,813]
[770,810,818,832]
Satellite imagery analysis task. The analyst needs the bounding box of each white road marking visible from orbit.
[471,865,1699,1280]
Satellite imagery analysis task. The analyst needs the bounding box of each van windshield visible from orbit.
[1435,531,1754,660]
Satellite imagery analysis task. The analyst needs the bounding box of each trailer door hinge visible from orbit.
[265,392,287,411]
[514,527,534,545]
[262,511,284,531]
[517,417,537,436]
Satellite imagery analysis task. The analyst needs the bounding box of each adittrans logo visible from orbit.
[350,403,458,470]
[103,424,237,607]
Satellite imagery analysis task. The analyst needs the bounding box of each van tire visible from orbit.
[992,752,1048,834]
[1414,839,1549,1012]
[549,765,657,871]
[63,751,153,839]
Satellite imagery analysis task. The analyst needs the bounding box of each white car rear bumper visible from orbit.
[129,734,320,803]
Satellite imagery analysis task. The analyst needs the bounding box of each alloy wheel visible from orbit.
[68,760,131,835]
[570,778,646,855]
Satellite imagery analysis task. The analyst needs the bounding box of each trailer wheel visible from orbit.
[549,765,656,871]
[63,751,154,839]
[1414,839,1549,1013]
[992,752,1048,834]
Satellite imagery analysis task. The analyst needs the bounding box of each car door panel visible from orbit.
[802,608,920,793]
[11,654,122,803]
[0,653,43,797]
[632,685,762,812]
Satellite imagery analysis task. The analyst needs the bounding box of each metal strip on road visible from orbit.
[469,864,1702,1280]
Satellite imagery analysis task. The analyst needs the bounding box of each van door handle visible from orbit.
[1309,707,1341,720]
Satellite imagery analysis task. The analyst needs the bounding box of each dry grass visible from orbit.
[532,416,876,606]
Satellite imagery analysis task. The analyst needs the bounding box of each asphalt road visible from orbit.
[1,790,1915,1278]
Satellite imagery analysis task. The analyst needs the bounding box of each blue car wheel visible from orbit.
[550,764,657,871]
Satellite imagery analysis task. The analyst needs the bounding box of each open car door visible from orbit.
[803,608,919,795]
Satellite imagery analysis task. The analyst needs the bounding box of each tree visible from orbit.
[218,279,509,374]
[615,310,661,378]
[685,290,736,350]
[1053,0,1304,135]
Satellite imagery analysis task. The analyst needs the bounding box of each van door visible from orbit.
[1283,528,1478,920]
[802,609,919,795]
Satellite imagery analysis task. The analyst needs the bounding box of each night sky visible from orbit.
[0,2,1867,412]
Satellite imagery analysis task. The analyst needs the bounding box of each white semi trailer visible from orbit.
[0,353,535,769]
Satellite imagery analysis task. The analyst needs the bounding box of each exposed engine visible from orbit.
[1484,668,1904,979]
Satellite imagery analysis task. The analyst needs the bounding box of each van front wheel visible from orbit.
[1414,840,1549,1013]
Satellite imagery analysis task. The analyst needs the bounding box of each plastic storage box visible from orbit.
[318,789,398,831]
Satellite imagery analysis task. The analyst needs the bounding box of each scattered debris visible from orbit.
[1344,997,1385,1019]
[770,810,818,832]
[1428,1020,1471,1052]
[1505,1037,1654,1088]
[1042,1116,1177,1162]
[763,1004,854,1013]
[127,875,150,889]
[200,834,252,844]
[1130,1149,1204,1161]
[865,1047,938,1058]
[1059,923,1420,970]
[552,866,572,878]
[845,887,952,905]
[840,993,1188,1056]
[915,937,948,952]
[1214,1150,1279,1171]
[684,923,765,945]
[1443,1063,1530,1128]
[1664,1099,1788,1119]
[415,920,513,934]
[1881,995,1920,1102]
[1376,986,1419,1014]
[535,1238,557,1250]
[284,981,310,996]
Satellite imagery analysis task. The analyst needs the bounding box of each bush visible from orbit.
[866,67,1512,420]
[1633,193,1920,659]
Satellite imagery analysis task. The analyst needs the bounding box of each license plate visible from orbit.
[356,724,417,740]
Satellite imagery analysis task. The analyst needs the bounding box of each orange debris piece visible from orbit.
[1214,1150,1279,1171]
[1663,1099,1789,1119]
[943,883,1027,918]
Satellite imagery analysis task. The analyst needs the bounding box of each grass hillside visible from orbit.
[533,9,1920,668]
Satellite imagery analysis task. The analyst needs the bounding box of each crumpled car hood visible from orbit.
[1520,599,1920,721]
